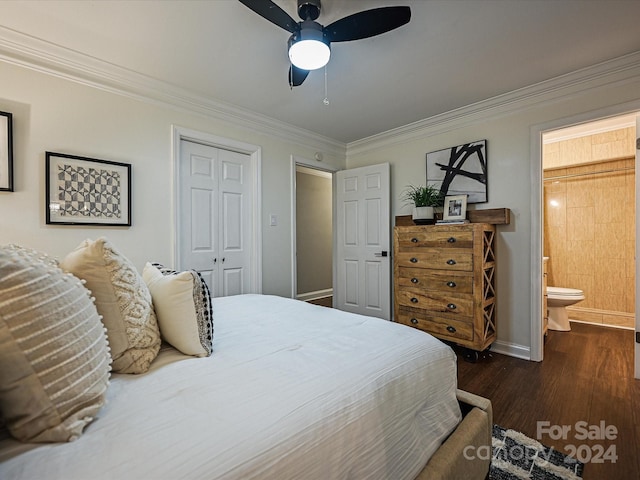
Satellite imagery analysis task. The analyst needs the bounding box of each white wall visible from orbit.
[0,61,346,297]
[1,52,639,359]
[346,66,640,357]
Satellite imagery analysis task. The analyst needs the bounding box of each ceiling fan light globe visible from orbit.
[289,39,330,70]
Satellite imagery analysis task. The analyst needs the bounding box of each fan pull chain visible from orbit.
[323,65,329,106]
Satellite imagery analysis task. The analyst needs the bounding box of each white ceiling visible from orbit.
[1,0,639,144]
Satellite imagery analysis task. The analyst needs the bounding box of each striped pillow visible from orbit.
[142,262,213,357]
[0,245,111,443]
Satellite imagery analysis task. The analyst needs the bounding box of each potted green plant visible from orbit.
[401,184,444,223]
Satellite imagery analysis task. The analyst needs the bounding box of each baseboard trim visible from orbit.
[296,289,333,302]
[490,340,531,361]
[569,319,634,331]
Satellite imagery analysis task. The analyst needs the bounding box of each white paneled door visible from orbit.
[335,163,391,320]
[179,140,253,297]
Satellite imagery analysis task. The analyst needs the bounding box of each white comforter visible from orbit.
[0,294,461,480]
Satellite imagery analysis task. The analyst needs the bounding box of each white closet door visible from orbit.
[179,140,252,297]
[179,140,218,291]
[218,148,252,296]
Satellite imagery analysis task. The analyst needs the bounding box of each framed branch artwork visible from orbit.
[426,139,487,203]
[45,152,131,226]
[0,111,13,192]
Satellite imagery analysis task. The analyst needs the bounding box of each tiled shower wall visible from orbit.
[543,127,635,328]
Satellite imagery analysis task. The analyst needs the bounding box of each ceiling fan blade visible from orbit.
[238,0,298,33]
[324,6,411,43]
[289,65,310,87]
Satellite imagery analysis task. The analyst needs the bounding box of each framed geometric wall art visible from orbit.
[0,111,13,192]
[45,152,131,226]
[426,139,487,204]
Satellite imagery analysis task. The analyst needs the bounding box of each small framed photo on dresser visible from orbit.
[0,111,13,192]
[443,195,467,221]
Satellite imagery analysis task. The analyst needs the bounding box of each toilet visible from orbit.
[547,286,585,331]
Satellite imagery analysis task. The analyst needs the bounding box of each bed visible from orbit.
[0,294,490,479]
[0,242,491,480]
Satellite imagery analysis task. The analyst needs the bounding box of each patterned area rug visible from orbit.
[490,425,584,480]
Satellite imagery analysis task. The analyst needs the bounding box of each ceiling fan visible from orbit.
[239,0,411,87]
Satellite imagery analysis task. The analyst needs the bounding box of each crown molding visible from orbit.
[0,26,346,157]
[1,25,637,159]
[347,51,640,156]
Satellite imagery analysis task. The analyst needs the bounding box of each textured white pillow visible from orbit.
[0,245,111,443]
[142,263,213,357]
[60,238,161,374]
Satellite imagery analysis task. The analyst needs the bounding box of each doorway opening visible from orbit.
[295,165,334,303]
[538,112,638,360]
[290,155,337,305]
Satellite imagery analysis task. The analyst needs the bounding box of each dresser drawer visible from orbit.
[393,223,496,352]
[396,266,473,294]
[396,228,473,249]
[396,308,474,341]
[396,288,474,317]
[395,250,473,271]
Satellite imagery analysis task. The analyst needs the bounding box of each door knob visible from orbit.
[374,251,388,257]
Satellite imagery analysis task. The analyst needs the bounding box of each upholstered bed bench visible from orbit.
[418,389,492,480]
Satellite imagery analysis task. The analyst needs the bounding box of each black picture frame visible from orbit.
[45,152,131,226]
[426,139,487,204]
[0,111,13,192]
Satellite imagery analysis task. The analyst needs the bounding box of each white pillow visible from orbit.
[60,238,161,374]
[142,263,213,357]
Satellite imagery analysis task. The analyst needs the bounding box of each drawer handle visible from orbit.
[446,281,456,288]
[410,318,419,325]
[411,297,419,303]
[410,257,418,263]
[446,259,456,265]
[411,277,419,284]
[447,237,456,243]
[411,237,418,243]
[446,325,457,333]
[447,303,456,310]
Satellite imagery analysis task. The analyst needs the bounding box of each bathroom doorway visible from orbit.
[540,112,638,362]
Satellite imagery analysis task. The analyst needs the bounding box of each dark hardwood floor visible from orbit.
[306,296,333,307]
[456,322,640,480]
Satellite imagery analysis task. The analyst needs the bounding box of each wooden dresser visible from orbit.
[393,223,496,358]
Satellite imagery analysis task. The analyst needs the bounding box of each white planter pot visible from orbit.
[413,206,434,220]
